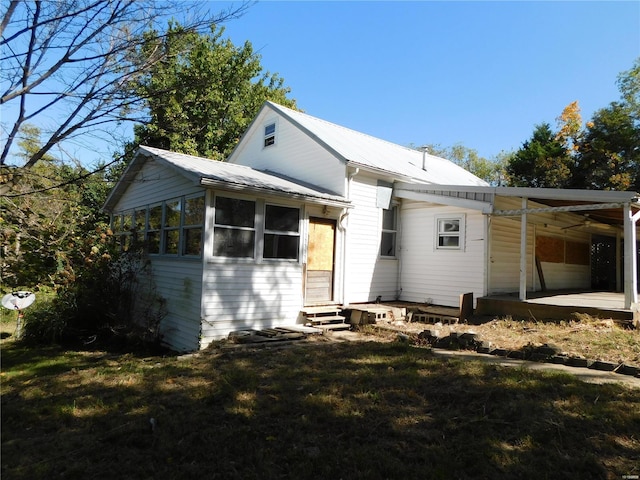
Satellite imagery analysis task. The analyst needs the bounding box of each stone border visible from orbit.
[416,329,640,379]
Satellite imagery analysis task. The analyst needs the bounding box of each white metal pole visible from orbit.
[519,197,528,301]
[623,204,638,309]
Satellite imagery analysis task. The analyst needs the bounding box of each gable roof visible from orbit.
[261,101,488,186]
[103,146,350,211]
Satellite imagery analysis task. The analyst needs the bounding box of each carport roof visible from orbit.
[393,183,640,228]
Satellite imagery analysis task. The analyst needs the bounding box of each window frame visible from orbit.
[380,206,398,258]
[162,198,182,255]
[181,194,205,257]
[263,121,276,148]
[263,203,301,261]
[435,214,465,251]
[146,203,163,255]
[112,193,205,258]
[212,194,257,259]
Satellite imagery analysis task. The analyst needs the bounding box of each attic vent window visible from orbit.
[264,123,276,147]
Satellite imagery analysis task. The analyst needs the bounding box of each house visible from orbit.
[104,101,640,352]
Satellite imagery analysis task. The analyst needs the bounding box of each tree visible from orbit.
[422,143,509,186]
[572,59,640,191]
[555,100,583,153]
[129,23,296,160]
[573,102,639,190]
[0,0,250,169]
[506,123,572,188]
[617,58,640,119]
[0,125,111,288]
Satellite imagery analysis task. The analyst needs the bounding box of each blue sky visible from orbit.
[216,0,639,159]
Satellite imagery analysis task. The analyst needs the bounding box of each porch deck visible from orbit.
[476,290,639,325]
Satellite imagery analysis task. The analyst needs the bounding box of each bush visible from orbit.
[21,247,166,349]
[21,291,74,344]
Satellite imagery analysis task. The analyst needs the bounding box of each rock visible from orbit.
[617,364,640,376]
[536,343,562,356]
[397,333,410,343]
[566,357,589,368]
[588,360,618,372]
[507,350,525,360]
[550,355,567,364]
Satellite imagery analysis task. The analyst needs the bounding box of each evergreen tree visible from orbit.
[506,123,572,188]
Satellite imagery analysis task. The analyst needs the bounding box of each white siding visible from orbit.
[344,174,399,303]
[400,202,486,307]
[114,159,203,211]
[488,216,534,294]
[200,262,303,347]
[112,159,206,352]
[489,197,592,294]
[228,110,346,196]
[151,258,203,352]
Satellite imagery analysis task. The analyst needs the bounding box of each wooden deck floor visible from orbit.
[476,290,638,323]
[494,291,627,310]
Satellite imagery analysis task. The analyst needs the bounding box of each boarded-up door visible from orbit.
[306,217,336,304]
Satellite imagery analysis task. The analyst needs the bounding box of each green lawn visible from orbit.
[1,339,639,479]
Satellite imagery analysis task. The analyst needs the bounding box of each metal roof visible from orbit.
[103,146,350,211]
[394,182,640,228]
[265,102,489,186]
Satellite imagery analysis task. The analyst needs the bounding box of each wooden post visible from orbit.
[459,292,474,322]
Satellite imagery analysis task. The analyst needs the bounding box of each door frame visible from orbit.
[304,216,337,306]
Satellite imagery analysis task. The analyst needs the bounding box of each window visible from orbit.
[120,211,133,251]
[214,196,256,258]
[264,204,300,260]
[114,194,205,257]
[147,204,162,254]
[163,199,181,254]
[134,208,147,244]
[182,195,205,256]
[380,207,397,257]
[264,122,276,147]
[436,216,464,250]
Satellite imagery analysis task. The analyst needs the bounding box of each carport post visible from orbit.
[519,197,528,301]
[624,203,639,309]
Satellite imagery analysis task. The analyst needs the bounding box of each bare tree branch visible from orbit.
[1,0,252,168]
[0,0,18,38]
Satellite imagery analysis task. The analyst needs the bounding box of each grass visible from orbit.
[2,334,639,480]
[374,314,640,366]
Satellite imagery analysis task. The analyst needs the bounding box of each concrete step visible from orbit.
[307,314,346,325]
[313,322,351,332]
[301,305,343,316]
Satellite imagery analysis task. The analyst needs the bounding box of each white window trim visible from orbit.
[212,193,257,259]
[380,206,398,258]
[263,119,277,148]
[146,203,163,255]
[115,193,206,258]
[162,197,182,256]
[181,193,205,257]
[263,202,301,262]
[435,214,465,251]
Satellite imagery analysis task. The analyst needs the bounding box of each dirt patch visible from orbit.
[359,314,640,367]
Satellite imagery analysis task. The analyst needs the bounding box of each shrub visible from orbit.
[21,246,166,349]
